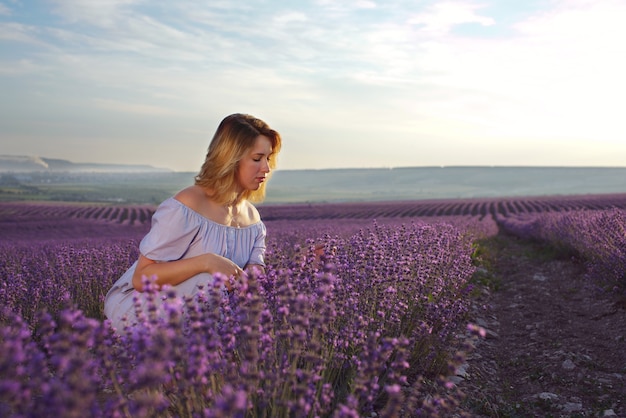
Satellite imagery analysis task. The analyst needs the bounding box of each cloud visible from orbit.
[47,0,142,27]
[313,0,377,14]
[0,58,42,75]
[327,0,619,153]
[92,98,178,116]
[0,22,46,44]
[0,3,11,16]
[408,1,495,35]
[273,11,308,25]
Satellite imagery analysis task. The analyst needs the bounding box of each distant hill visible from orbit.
[0,155,172,173]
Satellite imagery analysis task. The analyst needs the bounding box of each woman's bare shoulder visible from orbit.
[173,185,206,210]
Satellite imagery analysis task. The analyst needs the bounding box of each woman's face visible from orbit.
[236,135,273,192]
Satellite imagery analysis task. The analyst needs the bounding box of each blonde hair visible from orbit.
[195,113,281,204]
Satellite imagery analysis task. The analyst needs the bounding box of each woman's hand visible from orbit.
[204,253,245,291]
[204,253,244,277]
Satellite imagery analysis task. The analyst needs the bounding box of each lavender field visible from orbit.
[1,194,626,417]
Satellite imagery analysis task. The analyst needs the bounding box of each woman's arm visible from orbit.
[132,253,244,292]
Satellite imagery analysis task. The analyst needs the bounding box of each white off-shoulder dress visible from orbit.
[104,197,266,331]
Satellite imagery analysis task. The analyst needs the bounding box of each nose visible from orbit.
[261,158,270,173]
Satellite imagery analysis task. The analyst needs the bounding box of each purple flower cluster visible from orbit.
[0,239,140,323]
[1,215,481,416]
[497,208,626,290]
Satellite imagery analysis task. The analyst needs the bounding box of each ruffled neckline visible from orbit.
[166,197,263,230]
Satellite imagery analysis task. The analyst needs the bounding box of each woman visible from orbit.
[104,113,281,331]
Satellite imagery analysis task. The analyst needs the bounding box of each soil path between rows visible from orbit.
[456,233,626,417]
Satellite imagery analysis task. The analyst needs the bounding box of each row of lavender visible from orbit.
[496,208,626,290]
[0,204,495,417]
[259,193,626,220]
[2,193,626,229]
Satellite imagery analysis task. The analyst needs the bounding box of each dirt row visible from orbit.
[456,234,626,417]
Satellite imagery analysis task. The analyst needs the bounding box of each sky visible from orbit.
[1,0,625,172]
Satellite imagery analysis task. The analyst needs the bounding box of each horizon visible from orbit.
[3,153,626,173]
[2,0,626,171]
[3,157,626,205]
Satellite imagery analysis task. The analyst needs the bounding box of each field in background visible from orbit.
[3,193,626,240]
[2,166,626,205]
[0,171,195,204]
